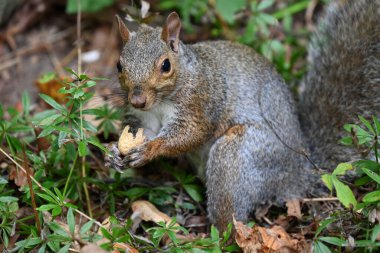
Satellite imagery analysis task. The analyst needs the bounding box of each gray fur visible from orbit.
[299,0,380,169]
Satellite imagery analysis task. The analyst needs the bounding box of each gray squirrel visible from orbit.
[105,0,380,231]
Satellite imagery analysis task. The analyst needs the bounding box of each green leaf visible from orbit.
[36,204,58,211]
[183,184,204,202]
[359,115,375,134]
[257,0,275,11]
[36,193,57,204]
[372,224,380,242]
[0,177,8,184]
[32,109,57,124]
[80,220,94,235]
[78,141,87,157]
[314,218,336,238]
[361,168,380,184]
[272,0,309,20]
[52,206,63,216]
[47,234,71,243]
[38,72,56,83]
[321,174,333,192]
[0,196,18,203]
[49,221,70,236]
[66,0,116,13]
[362,190,380,203]
[39,114,61,126]
[40,94,64,111]
[340,136,353,145]
[215,0,246,24]
[58,131,67,148]
[63,67,79,77]
[332,176,357,209]
[37,243,46,253]
[319,237,346,246]
[0,104,3,118]
[167,230,179,245]
[37,126,56,138]
[354,160,380,171]
[84,80,96,88]
[313,241,332,253]
[333,163,353,176]
[67,208,75,235]
[210,225,219,241]
[100,227,113,240]
[125,187,149,199]
[373,116,380,135]
[15,237,43,248]
[57,243,71,253]
[87,138,108,153]
[22,91,30,115]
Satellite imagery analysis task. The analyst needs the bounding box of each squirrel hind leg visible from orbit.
[206,124,262,231]
[205,124,311,231]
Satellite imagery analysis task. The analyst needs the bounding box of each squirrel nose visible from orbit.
[130,94,147,108]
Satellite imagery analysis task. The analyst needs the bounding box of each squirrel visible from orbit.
[105,0,380,231]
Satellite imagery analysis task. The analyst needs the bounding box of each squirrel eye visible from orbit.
[117,61,122,73]
[161,59,171,73]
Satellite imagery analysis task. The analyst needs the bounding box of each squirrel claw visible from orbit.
[104,142,125,173]
[124,143,149,168]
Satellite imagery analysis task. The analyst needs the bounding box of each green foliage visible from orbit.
[318,116,380,252]
[66,0,116,14]
[0,69,117,251]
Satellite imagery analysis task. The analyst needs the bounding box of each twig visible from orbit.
[22,146,41,235]
[305,0,318,31]
[302,197,339,202]
[0,28,74,70]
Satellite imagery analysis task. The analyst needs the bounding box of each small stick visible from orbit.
[22,146,41,234]
[302,197,339,202]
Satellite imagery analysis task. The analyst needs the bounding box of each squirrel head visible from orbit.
[116,12,182,110]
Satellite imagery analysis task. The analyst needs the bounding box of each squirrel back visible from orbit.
[299,0,380,169]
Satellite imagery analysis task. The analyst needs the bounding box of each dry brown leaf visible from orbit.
[286,199,302,219]
[233,217,311,253]
[118,126,146,155]
[112,242,139,253]
[80,243,109,253]
[9,165,28,188]
[36,76,69,104]
[131,200,178,226]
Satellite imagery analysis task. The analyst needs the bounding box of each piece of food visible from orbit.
[118,125,146,156]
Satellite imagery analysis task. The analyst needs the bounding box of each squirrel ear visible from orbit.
[115,15,130,43]
[161,12,181,53]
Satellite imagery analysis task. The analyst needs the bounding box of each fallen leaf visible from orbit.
[112,242,139,253]
[286,199,302,219]
[81,243,109,253]
[233,217,311,253]
[36,75,69,104]
[8,165,28,188]
[131,200,178,226]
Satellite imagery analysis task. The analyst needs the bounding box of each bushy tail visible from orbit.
[299,0,380,169]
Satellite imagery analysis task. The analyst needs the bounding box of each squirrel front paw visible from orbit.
[104,142,125,173]
[123,142,150,168]
[104,141,151,171]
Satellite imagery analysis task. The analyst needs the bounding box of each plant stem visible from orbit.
[77,0,82,75]
[81,156,93,217]
[22,146,41,235]
[63,152,78,198]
